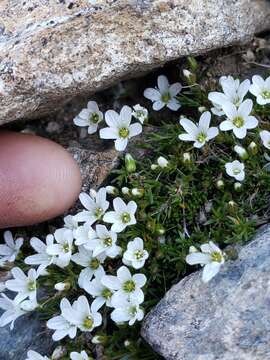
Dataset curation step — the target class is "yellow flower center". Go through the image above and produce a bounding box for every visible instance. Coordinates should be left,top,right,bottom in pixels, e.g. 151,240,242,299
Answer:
103,237,112,247
121,212,131,224
62,242,70,253
28,280,36,291
197,132,207,143
83,316,94,329
261,90,270,99
90,112,100,124
119,128,129,138
102,288,112,299
134,250,144,260
211,251,223,263
94,207,103,219
90,258,100,270
123,280,136,293
161,92,171,103
233,116,244,128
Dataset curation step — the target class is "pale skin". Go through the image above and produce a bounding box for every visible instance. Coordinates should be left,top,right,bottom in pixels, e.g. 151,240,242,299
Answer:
0,131,81,228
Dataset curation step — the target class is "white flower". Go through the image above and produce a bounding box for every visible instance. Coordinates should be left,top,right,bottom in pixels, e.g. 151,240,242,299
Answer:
0,231,23,264
208,76,250,115
24,235,55,274
101,266,146,304
249,75,270,105
46,229,74,268
225,160,245,181
144,75,182,111
157,156,169,168
5,267,38,303
70,351,89,360
123,238,149,269
0,294,36,330
83,269,114,309
103,198,137,233
72,246,105,288
186,241,225,282
111,297,144,326
74,222,97,247
132,104,148,124
219,99,258,139
75,188,109,225
179,111,219,148
64,215,79,233
260,130,270,150
73,101,103,134
234,145,248,160
47,298,78,341
99,106,142,151
70,295,102,333
85,224,121,258
26,350,50,360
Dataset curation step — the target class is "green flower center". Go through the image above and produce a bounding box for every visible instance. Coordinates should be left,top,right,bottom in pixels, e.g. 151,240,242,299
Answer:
233,96,241,107
121,212,131,224
90,258,100,270
28,280,36,291
261,90,270,99
102,288,112,300
83,315,94,329
211,251,223,263
62,242,70,253
129,305,137,316
90,112,100,124
135,110,145,118
103,237,112,247
94,207,103,219
197,132,207,143
134,249,144,260
161,92,171,104
123,280,136,293
233,168,240,175
119,128,129,138
233,116,244,128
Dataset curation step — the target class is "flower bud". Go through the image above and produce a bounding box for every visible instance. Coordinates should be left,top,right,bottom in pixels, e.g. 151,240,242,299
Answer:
183,152,191,163
157,156,169,168
131,188,144,197
54,282,70,291
92,335,108,344
155,224,165,235
183,69,196,84
125,153,136,173
198,106,207,113
52,346,66,360
234,182,242,191
234,145,248,160
189,245,198,253
216,179,224,189
124,340,131,347
228,200,236,208
151,164,158,170
121,187,130,195
106,185,118,195
89,189,97,199
248,141,258,155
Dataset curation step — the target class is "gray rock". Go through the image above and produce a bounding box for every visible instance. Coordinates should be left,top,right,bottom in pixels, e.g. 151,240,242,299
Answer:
0,311,54,360
141,225,270,360
0,0,270,124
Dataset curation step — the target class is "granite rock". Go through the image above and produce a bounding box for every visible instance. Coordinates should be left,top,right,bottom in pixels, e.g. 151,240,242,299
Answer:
142,225,270,360
0,0,270,124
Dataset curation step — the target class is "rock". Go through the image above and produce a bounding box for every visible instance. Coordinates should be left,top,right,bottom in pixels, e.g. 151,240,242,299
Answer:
141,225,270,360
1,0,270,124
0,311,54,360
